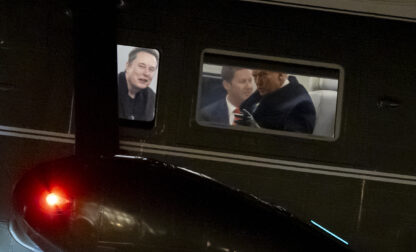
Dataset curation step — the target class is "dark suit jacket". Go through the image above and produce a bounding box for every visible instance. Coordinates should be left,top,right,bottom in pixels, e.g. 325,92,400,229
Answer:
199,98,229,126
240,76,316,133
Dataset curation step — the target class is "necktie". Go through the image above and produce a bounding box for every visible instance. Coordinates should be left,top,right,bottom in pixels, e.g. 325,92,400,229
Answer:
232,108,241,125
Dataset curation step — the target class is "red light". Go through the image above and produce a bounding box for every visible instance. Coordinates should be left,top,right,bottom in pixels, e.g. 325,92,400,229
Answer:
46,193,60,206
42,190,70,211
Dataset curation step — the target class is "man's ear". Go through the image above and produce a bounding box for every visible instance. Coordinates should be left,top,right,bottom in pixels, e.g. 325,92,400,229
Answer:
125,62,130,71
222,80,231,91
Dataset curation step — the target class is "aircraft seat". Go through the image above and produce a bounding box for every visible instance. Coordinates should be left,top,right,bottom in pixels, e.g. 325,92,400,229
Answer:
198,74,226,109
309,79,338,137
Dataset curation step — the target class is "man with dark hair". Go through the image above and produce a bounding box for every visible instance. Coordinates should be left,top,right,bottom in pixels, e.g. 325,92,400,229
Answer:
200,66,254,126
239,70,316,133
118,47,159,121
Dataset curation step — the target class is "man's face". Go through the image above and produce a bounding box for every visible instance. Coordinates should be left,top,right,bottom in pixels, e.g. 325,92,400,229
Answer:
223,69,254,107
252,70,288,96
125,51,158,90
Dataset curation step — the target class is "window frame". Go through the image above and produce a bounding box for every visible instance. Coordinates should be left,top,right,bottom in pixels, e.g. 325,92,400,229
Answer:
196,48,345,141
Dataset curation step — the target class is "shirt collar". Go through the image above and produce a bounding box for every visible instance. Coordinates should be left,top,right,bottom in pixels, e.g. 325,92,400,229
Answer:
282,78,290,88
225,95,238,125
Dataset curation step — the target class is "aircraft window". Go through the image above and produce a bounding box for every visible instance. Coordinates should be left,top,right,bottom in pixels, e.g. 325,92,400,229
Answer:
117,45,159,124
196,49,343,140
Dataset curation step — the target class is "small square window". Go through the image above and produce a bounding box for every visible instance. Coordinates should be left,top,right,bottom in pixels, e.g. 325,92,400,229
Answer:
117,45,159,123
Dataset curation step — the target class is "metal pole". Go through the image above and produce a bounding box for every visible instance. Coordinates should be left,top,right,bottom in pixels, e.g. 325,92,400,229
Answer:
73,1,119,159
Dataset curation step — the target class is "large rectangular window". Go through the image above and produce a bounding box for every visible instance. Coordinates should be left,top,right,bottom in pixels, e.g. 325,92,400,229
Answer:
196,49,343,140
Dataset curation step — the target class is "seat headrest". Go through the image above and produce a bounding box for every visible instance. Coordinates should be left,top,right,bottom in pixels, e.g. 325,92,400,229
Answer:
319,78,338,91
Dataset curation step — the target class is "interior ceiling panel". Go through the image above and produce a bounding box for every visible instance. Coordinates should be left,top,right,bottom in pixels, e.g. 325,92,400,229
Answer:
244,0,416,21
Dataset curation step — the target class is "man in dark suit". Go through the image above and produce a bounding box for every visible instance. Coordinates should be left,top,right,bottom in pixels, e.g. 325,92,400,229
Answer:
239,70,316,134
199,66,254,126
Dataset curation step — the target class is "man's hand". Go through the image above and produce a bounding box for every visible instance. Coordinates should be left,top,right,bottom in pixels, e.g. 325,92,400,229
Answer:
235,109,260,128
